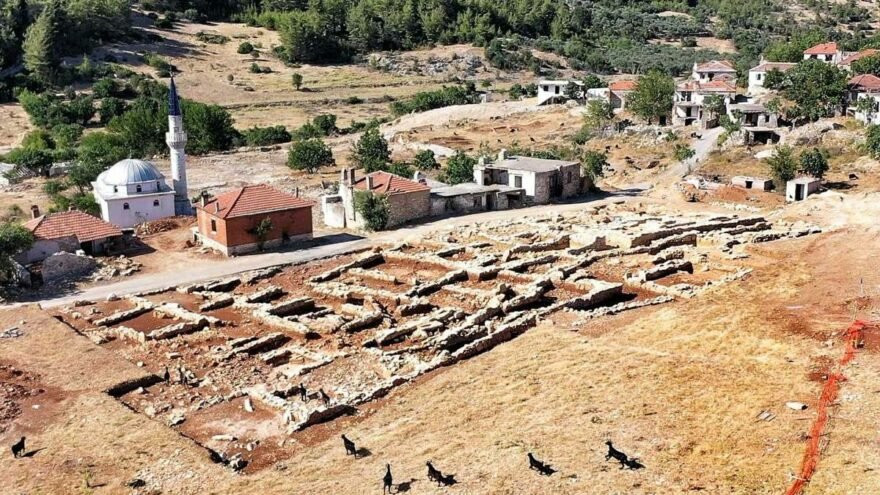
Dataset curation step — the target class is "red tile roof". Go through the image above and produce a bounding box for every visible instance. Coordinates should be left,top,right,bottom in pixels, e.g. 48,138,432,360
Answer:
24,211,122,243
609,80,637,92
198,184,315,219
352,171,430,195
694,60,736,72
840,49,880,65
804,42,838,55
750,62,797,73
849,74,880,91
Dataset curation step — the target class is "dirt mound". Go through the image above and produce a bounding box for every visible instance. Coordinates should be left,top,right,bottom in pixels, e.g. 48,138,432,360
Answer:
137,216,195,236
714,185,749,202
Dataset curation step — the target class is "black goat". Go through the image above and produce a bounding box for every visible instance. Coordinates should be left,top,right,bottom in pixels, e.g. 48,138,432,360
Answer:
11,436,25,458
605,441,629,468
319,388,331,405
439,473,457,486
163,366,170,382
623,457,645,470
293,383,307,401
383,464,394,494
426,461,443,486
527,453,556,476
341,434,357,457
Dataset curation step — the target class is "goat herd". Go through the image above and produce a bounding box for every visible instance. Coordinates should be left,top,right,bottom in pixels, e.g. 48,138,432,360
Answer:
340,434,645,493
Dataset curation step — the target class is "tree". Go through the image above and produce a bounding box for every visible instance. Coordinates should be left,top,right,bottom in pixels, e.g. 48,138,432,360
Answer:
865,125,880,159
800,148,829,179
702,94,726,119
353,190,389,231
583,99,615,133
439,151,476,185
182,101,238,154
766,145,798,185
66,161,105,192
673,143,695,162
851,55,880,77
564,81,582,102
0,222,34,273
413,149,438,170
252,217,273,250
313,114,338,136
582,74,603,89
77,132,127,171
581,150,607,184
629,71,674,124
292,72,303,90
784,60,848,122
23,0,64,84
287,138,334,173
763,68,787,90
353,127,390,172
99,97,126,124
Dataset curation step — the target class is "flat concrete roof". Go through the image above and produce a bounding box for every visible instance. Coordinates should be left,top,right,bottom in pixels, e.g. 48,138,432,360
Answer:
483,156,579,174
431,182,524,197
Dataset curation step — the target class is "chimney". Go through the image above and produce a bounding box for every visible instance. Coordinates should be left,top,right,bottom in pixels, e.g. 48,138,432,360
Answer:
30,205,40,219
68,205,76,212
350,168,357,185
341,168,349,185
295,187,300,198
200,193,210,208
498,149,508,161
215,202,220,213
366,174,374,190
477,157,486,167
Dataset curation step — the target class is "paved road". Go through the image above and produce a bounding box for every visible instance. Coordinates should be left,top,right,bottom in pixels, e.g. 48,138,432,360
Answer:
32,195,640,309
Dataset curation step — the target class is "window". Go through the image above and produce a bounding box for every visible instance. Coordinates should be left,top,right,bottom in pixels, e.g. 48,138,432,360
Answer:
542,85,549,92
554,86,560,94
756,73,762,81
123,203,130,210
210,219,217,233
113,186,118,193
513,175,523,188
136,185,142,193
153,199,160,207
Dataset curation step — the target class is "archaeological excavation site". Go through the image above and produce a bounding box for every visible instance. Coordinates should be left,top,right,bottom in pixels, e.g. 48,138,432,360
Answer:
47,202,823,474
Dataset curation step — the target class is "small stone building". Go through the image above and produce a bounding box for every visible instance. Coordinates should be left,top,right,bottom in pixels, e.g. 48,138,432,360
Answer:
19,207,123,264
194,184,314,256
323,170,431,229
429,181,525,217
786,177,821,202
731,176,773,191
473,151,582,205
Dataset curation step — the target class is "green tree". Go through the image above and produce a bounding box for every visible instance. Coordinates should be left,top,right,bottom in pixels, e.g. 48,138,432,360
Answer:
353,127,390,172
850,55,880,76
581,150,607,184
766,145,798,185
252,217,273,250
312,114,338,136
582,74,603,89
287,138,334,173
291,72,303,90
439,151,476,185
66,161,106,193
763,68,787,90
564,81,582,101
99,97,126,124
865,125,880,158
629,71,674,124
784,61,848,122
413,149,438,170
673,143,695,162
77,132,127,171
353,190,389,231
702,94,726,119
182,101,238,154
23,0,64,84
800,148,829,179
0,222,34,273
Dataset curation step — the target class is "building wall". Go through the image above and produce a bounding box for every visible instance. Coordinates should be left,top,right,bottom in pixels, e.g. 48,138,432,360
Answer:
17,236,80,264
430,193,488,217
97,192,176,229
537,83,566,105
786,180,821,202
197,206,313,253
385,190,431,227
852,93,880,125
321,195,347,228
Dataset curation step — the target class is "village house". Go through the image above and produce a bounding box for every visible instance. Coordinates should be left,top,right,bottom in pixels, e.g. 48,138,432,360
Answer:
673,80,737,127
323,170,431,229
691,60,737,83
537,80,577,105
803,42,843,64
747,61,796,95
18,207,123,264
847,74,880,125
194,184,314,256
727,102,783,144
428,178,525,217
839,49,880,71
608,80,636,110
473,150,582,204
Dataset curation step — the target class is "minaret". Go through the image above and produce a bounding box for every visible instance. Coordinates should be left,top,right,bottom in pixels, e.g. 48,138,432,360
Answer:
166,76,192,215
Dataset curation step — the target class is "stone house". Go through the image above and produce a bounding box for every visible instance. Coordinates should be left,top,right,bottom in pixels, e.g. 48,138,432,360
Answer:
473,150,582,205
847,74,880,125
608,80,636,110
747,62,796,95
429,181,525,217
727,102,783,144
19,207,123,264
323,170,431,229
692,60,737,83
194,184,314,256
673,80,737,127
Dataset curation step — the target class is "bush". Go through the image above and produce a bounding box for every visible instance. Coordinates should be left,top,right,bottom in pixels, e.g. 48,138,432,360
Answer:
287,138,334,173
50,124,84,149
0,223,35,273
582,150,608,183
155,16,173,29
99,97,127,124
292,72,303,90
196,32,229,44
353,128,390,172
92,78,119,98
353,191,389,231
766,145,798,185
865,125,880,159
413,149,439,170
291,122,323,141
439,151,476,185
673,143,695,162
800,147,829,179
243,125,292,146
313,114,338,136
390,85,478,116
237,41,254,54
4,147,53,175
346,96,364,105
250,63,272,74
387,162,413,178
144,52,174,73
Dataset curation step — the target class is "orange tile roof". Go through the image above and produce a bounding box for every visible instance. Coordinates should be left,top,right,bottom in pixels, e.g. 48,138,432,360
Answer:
695,60,736,72
352,171,430,195
609,80,637,92
24,211,122,243
804,42,838,55
198,184,315,219
840,49,880,65
849,74,880,91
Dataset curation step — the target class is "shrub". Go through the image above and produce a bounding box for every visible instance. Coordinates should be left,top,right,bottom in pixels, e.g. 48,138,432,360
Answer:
144,52,174,73
353,128,390,172
291,122,323,141
865,125,880,158
92,78,119,98
237,41,254,54
312,114,338,136
287,138,334,173
800,147,829,179
346,96,364,105
99,97,127,124
4,147,53,175
0,223,35,273
439,151,476,185
389,85,478,116
155,16,173,29
673,143,695,162
582,150,608,183
766,145,798,185
387,162,413,178
243,125,292,146
413,149,439,170
353,191,389,231
50,124,84,148
291,72,303,90
196,32,229,44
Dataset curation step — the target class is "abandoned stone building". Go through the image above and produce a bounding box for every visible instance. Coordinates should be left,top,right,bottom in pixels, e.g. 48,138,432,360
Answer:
323,170,431,229
428,181,525,217
473,151,583,205
19,207,123,264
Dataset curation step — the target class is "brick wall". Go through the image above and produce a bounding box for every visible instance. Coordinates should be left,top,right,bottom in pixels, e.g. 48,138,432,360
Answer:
197,206,313,250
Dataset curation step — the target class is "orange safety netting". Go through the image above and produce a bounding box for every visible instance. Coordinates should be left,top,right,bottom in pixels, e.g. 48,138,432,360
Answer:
784,320,866,495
